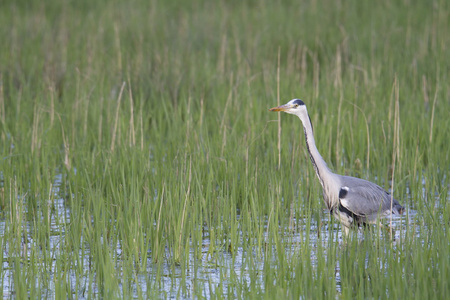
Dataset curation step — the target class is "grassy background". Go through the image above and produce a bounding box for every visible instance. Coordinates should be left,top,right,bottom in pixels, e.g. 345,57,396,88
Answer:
0,0,449,298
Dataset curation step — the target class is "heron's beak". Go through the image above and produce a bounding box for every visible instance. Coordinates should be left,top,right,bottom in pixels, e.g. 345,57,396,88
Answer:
269,104,291,112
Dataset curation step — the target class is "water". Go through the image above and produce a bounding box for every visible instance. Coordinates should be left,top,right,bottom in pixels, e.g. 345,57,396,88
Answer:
0,174,425,298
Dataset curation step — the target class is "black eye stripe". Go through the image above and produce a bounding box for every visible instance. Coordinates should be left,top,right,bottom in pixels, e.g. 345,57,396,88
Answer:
292,99,305,106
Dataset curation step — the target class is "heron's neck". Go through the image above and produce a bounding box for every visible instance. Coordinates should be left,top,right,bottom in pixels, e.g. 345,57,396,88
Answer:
299,114,335,188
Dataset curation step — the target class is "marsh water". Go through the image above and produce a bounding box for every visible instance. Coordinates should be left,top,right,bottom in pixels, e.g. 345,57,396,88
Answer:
0,173,426,299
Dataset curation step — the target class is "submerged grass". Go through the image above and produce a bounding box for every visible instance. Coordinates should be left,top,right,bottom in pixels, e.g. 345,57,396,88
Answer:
0,0,449,298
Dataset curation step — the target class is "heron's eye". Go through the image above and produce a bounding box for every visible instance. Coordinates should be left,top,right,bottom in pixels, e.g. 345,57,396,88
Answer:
293,104,299,108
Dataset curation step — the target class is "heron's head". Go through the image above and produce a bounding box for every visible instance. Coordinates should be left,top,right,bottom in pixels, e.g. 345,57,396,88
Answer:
269,99,306,116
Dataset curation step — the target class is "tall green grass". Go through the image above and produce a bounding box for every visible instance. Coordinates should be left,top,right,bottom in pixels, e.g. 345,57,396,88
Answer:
0,0,449,298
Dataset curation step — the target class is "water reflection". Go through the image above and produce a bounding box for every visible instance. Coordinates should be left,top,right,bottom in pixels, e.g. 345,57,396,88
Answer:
0,173,423,298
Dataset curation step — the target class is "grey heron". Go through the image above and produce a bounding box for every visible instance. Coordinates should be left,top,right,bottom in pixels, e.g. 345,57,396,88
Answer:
269,99,404,234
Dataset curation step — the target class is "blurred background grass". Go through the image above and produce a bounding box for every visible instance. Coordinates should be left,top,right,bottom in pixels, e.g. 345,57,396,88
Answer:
0,0,449,298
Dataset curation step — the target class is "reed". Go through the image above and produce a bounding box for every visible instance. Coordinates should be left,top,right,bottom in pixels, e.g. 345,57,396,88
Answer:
0,0,448,298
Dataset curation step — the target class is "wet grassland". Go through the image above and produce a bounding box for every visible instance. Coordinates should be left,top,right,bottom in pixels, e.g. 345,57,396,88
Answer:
0,0,449,298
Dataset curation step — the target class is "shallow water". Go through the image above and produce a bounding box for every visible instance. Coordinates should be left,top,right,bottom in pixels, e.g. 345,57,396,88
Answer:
0,173,425,298
0,212,419,298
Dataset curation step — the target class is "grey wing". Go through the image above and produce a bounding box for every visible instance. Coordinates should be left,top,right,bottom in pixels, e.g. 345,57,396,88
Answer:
338,176,404,219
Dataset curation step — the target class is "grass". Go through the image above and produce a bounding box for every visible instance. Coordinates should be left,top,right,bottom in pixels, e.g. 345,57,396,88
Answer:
0,0,449,298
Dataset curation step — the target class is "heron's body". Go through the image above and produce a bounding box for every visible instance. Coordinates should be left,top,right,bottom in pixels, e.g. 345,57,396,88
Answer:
270,99,404,232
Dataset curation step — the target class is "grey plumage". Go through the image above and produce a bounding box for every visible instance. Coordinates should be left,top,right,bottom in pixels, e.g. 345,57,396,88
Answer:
337,176,404,226
269,99,404,232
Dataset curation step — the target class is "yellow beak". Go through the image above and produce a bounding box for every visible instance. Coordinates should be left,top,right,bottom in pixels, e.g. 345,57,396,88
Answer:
269,104,290,112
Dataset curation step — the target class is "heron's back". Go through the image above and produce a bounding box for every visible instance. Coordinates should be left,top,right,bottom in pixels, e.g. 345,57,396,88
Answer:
337,175,404,223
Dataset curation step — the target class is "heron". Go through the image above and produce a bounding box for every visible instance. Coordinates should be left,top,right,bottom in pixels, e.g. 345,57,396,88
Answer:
269,99,404,234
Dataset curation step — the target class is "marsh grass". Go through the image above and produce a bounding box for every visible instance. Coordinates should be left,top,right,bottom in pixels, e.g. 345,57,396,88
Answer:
1,0,449,298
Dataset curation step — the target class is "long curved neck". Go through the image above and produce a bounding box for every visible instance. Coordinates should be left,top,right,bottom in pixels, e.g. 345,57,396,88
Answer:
298,114,336,190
